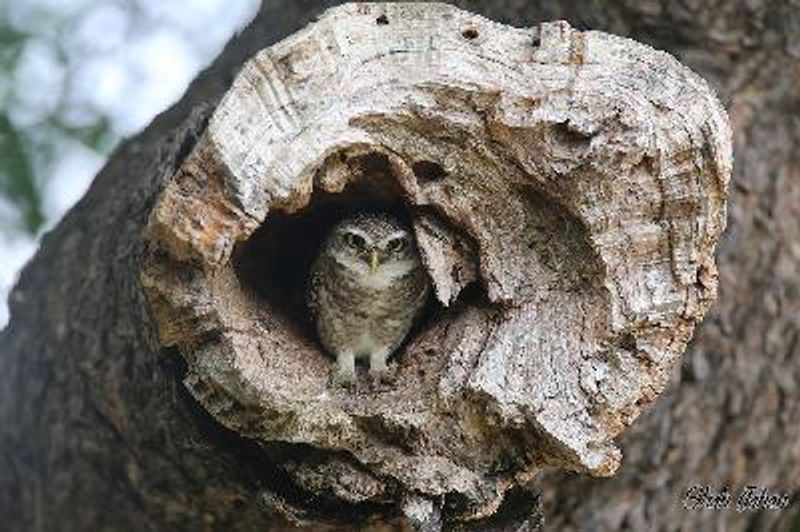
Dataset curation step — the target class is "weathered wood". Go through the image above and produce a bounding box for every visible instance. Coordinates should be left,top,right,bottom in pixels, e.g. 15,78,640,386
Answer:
139,3,730,527
5,0,800,528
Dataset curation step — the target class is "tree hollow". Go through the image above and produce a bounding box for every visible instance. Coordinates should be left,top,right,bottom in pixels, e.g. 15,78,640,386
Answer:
140,2,731,525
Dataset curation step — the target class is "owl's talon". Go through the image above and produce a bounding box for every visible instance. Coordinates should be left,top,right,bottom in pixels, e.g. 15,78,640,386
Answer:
332,351,356,387
332,370,357,387
369,365,396,386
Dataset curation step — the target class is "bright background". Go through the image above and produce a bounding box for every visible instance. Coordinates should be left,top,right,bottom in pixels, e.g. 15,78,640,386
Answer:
0,0,261,326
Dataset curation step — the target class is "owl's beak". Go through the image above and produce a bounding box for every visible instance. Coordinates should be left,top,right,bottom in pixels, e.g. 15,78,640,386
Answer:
369,249,380,274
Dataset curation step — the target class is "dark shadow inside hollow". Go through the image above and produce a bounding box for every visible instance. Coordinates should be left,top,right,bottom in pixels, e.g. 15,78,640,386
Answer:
233,151,442,361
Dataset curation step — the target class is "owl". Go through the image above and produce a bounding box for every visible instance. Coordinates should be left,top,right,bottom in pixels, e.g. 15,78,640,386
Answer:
307,212,430,385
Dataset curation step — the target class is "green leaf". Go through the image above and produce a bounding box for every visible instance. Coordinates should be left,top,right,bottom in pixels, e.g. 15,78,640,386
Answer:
56,116,113,152
0,25,28,72
0,25,28,46
0,113,44,234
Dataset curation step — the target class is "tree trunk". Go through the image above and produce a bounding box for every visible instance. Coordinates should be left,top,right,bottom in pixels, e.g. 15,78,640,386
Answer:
1,2,797,532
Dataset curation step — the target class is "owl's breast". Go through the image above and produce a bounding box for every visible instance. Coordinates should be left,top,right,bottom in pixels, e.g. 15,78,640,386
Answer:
310,255,428,356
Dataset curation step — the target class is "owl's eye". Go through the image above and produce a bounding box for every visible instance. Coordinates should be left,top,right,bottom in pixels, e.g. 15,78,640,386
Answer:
386,237,407,253
343,232,366,249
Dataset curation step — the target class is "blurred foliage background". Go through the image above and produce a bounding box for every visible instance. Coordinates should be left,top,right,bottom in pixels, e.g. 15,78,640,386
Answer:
0,0,259,325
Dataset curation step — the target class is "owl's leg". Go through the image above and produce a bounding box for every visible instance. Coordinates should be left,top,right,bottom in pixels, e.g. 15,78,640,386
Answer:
368,347,391,382
333,350,356,386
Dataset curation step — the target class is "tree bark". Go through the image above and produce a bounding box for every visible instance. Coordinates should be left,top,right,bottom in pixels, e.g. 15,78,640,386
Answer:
0,2,797,532
139,1,729,526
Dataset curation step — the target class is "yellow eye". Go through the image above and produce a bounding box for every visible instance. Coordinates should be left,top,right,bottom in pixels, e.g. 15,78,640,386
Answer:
344,232,366,249
386,237,407,253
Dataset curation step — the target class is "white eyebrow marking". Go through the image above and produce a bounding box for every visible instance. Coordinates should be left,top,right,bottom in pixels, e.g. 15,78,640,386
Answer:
380,230,409,246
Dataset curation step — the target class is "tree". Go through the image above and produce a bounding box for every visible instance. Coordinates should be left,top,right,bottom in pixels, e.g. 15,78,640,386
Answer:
1,1,797,531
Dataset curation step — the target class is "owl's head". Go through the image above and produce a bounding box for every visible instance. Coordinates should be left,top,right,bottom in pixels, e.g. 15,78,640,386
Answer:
326,213,421,278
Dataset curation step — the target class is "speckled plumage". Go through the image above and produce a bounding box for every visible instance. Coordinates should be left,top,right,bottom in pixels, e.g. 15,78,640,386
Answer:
308,213,429,383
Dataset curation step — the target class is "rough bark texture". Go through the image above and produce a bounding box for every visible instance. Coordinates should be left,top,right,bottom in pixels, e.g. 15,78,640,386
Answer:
140,2,730,525
0,1,797,532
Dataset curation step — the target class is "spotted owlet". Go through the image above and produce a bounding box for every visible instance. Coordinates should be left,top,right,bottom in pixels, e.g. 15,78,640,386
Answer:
308,213,430,384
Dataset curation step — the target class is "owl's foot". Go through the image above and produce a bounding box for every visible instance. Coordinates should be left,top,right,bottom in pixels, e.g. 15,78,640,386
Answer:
332,351,356,388
368,349,393,386
332,369,357,387
368,366,395,387
369,359,397,387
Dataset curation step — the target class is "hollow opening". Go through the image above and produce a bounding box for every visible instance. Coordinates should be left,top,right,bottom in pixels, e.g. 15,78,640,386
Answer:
234,151,441,370
551,122,592,147
412,160,447,183
461,28,479,40
375,14,389,25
